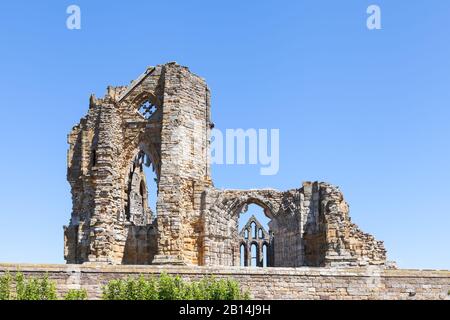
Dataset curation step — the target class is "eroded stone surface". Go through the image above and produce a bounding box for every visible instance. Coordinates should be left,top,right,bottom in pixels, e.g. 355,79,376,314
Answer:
64,62,387,268
1,264,449,300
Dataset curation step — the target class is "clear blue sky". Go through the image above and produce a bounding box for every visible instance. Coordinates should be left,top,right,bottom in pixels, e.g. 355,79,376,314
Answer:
0,1,449,269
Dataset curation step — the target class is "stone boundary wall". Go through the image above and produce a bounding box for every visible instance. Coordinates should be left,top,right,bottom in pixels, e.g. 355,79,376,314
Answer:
0,264,449,300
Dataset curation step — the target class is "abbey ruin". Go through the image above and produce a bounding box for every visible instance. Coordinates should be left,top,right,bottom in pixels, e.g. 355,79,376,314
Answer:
1,62,448,300
64,62,387,268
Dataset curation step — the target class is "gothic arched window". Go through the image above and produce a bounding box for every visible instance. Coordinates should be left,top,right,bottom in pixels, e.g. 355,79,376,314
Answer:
240,244,246,267
251,222,257,239
250,243,258,267
258,228,263,239
263,243,269,267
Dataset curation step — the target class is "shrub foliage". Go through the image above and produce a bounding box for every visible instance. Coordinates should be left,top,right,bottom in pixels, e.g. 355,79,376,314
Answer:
0,272,58,300
0,271,250,300
102,273,251,300
0,272,12,300
63,288,88,300
0,272,87,300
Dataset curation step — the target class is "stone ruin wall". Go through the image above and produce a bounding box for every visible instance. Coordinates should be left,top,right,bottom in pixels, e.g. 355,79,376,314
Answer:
65,63,213,266
1,264,448,300
64,62,386,268
202,182,386,267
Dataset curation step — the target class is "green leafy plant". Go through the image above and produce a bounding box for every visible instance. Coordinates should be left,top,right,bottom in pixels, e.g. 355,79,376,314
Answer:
2,271,250,300
102,275,159,300
64,289,88,300
15,272,58,300
157,273,186,300
1,272,59,300
102,273,251,300
0,272,12,300
193,277,251,300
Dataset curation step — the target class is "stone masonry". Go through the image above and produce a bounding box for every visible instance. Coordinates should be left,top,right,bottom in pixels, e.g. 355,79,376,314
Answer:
0,264,449,300
64,62,387,268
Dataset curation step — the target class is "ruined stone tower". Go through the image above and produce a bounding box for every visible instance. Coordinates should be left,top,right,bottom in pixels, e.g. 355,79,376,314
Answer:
65,62,387,267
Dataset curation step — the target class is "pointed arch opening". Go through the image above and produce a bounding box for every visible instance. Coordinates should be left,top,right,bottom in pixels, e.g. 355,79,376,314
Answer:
251,222,257,239
237,201,273,267
250,243,258,267
240,243,247,267
262,243,268,267
124,149,158,225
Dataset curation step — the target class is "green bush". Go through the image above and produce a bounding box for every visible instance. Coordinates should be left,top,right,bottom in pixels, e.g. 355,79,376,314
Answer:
64,289,88,300
0,272,12,300
183,277,250,300
2,271,250,300
0,272,58,300
102,273,250,300
15,272,58,300
102,276,159,300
